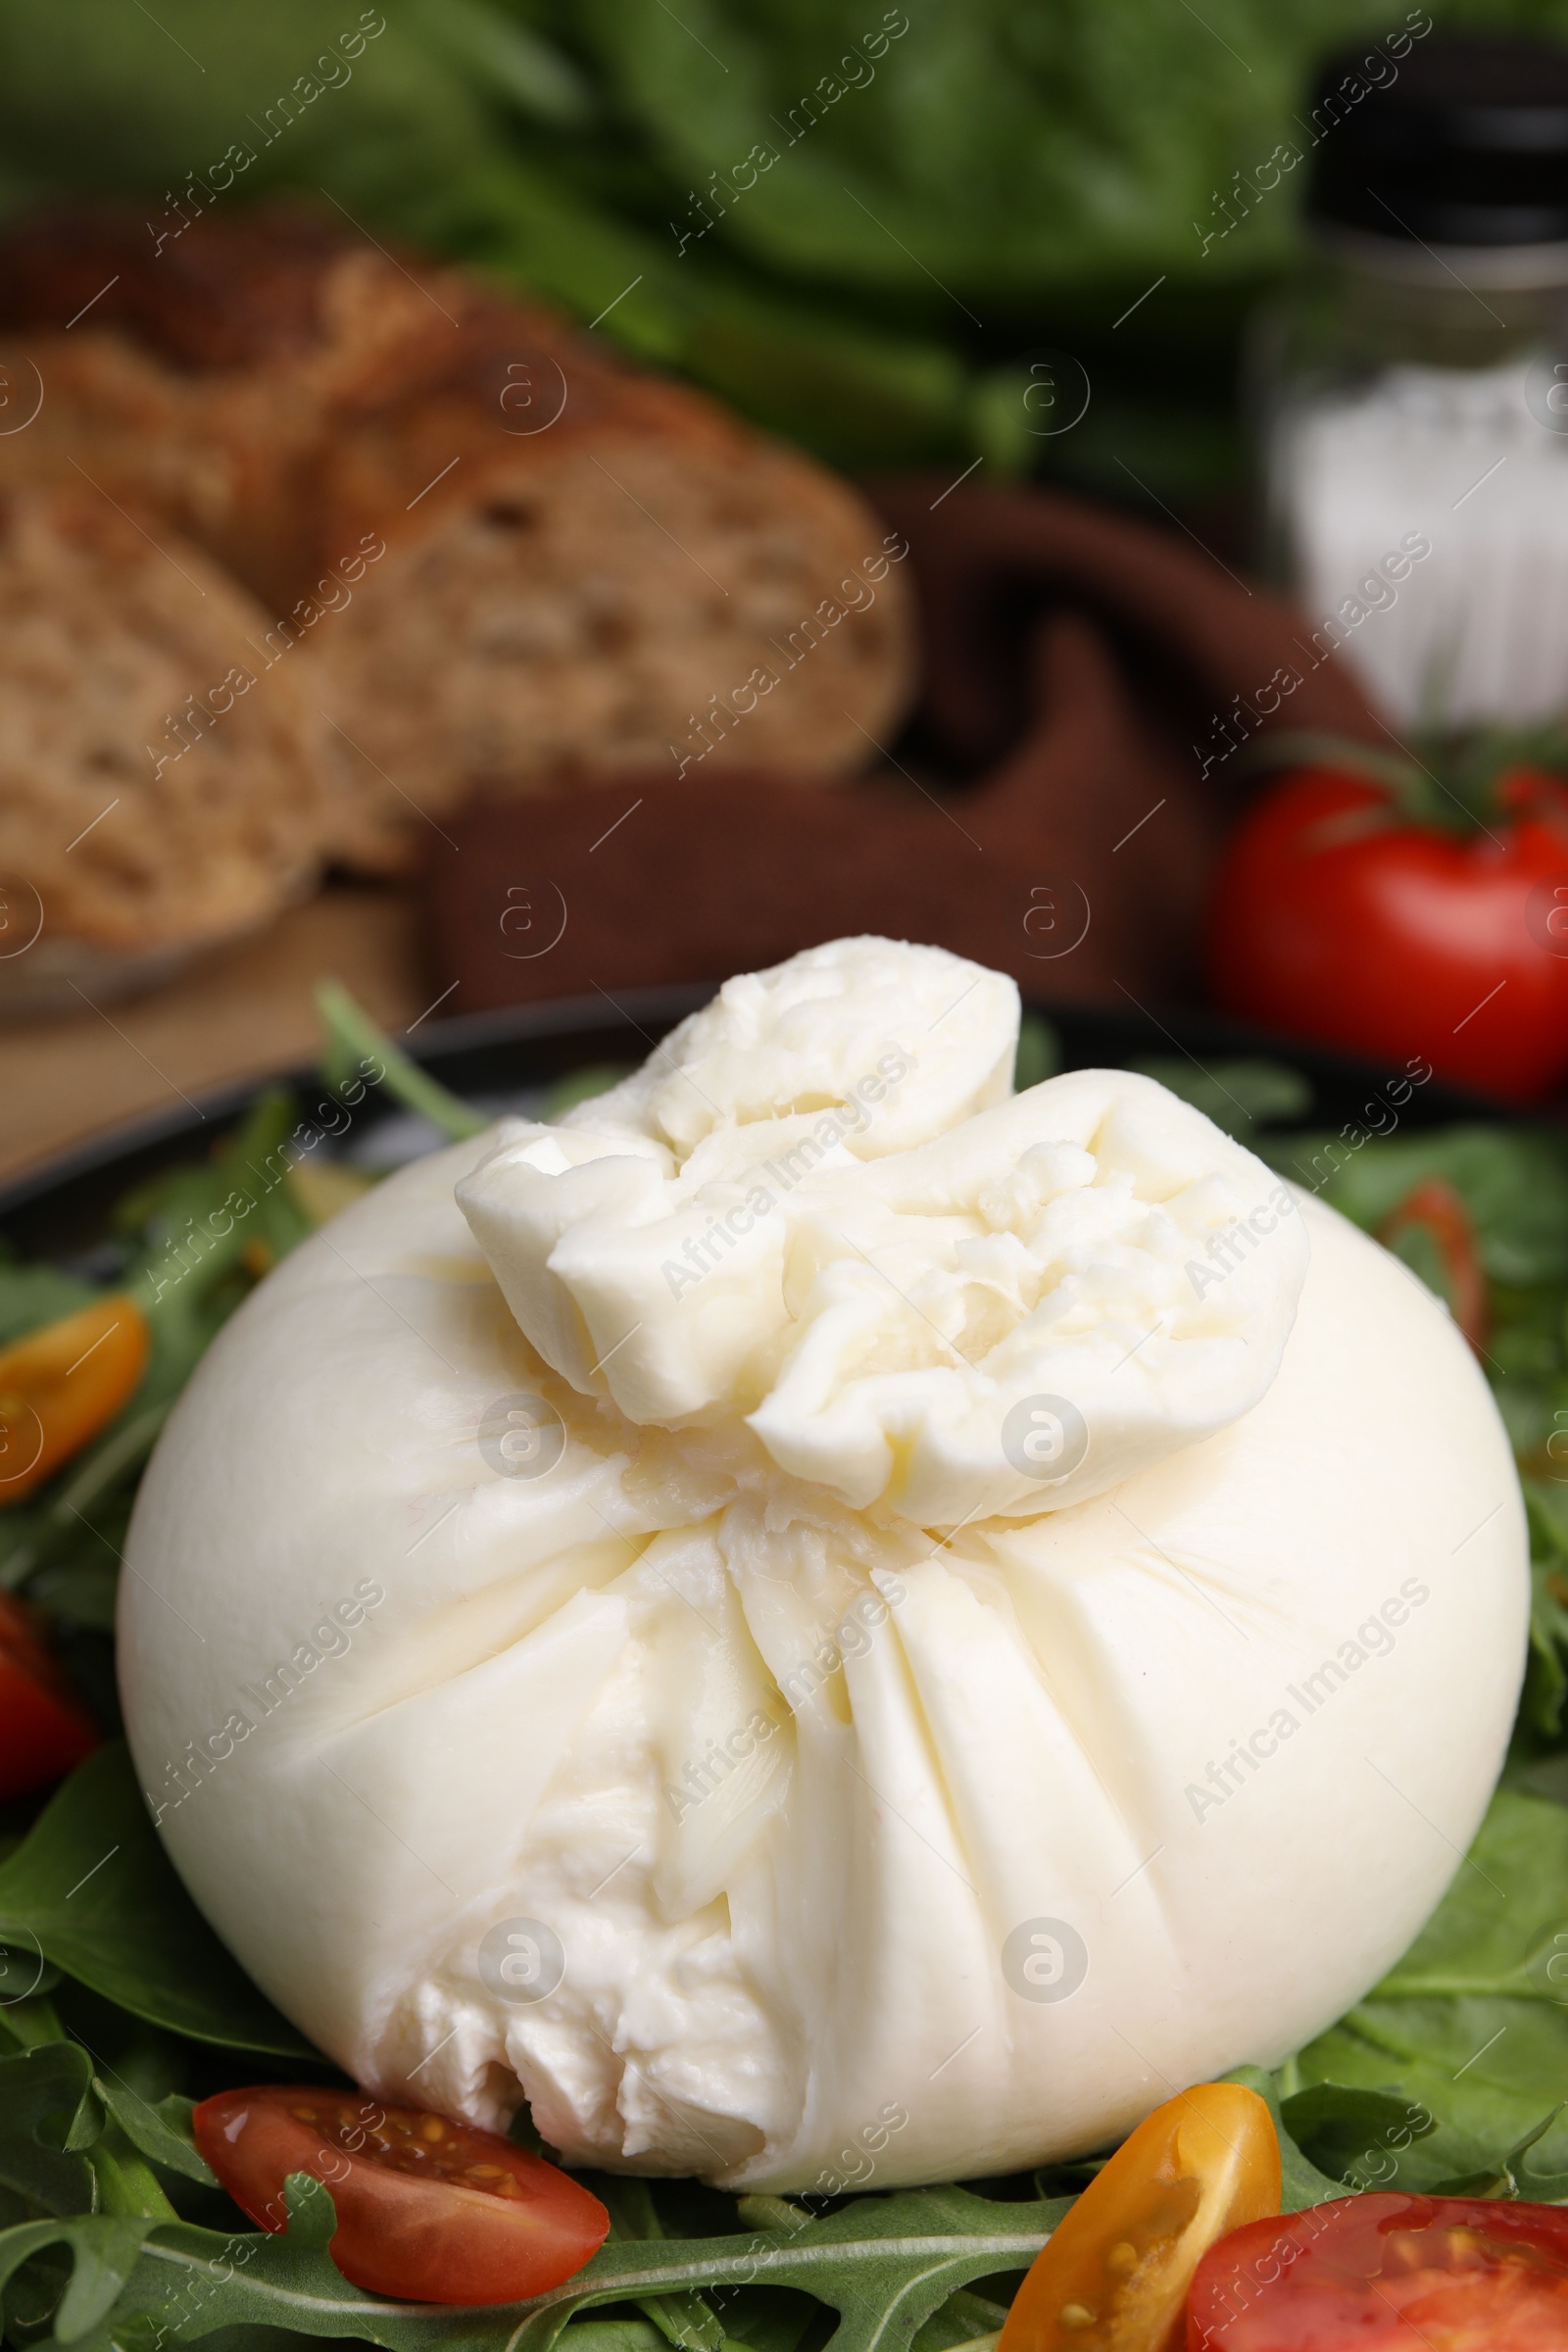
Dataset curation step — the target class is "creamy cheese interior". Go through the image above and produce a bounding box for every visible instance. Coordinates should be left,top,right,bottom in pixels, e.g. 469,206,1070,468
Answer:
459,936,1310,1521
119,937,1529,2189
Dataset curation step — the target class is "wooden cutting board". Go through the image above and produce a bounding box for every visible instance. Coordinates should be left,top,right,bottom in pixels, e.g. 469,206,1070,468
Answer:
0,885,427,1186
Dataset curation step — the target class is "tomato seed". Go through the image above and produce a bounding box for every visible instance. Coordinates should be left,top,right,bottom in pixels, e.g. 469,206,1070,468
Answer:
1105,2242,1139,2275
1058,2305,1096,2328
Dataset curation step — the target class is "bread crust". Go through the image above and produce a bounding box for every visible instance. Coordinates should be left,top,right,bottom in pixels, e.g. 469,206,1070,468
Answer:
0,208,912,873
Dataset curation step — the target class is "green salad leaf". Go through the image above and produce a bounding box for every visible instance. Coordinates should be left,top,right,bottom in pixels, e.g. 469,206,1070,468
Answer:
1012,1015,1060,1096
1429,2104,1566,2198
1132,1056,1310,1145
316,983,487,1144
1518,1478,1568,1740
92,2082,217,2191
0,2045,99,2217
7,1013,1568,2350
1277,2084,1434,2193
1265,1124,1568,1290
1219,2067,1345,2213
0,2210,160,2344
0,1746,312,2060
0,2172,1058,2352
597,2177,733,2352
526,2185,1059,2352
1296,1789,1568,2194
1260,1119,1568,1719
0,1263,99,1350
14,0,1563,488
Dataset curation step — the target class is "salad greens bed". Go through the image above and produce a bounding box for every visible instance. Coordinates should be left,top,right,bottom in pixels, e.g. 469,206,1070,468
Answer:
2,1001,1568,2352
4,0,1568,493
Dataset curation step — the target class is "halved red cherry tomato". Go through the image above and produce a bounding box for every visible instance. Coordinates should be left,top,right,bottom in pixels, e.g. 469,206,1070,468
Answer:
999,2082,1280,2352
1187,2190,1568,2350
0,1591,100,1799
193,2085,609,2305
0,1293,149,1506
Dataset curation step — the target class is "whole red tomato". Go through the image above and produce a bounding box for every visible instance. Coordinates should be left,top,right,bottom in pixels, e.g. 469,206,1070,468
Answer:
1207,761,1568,1100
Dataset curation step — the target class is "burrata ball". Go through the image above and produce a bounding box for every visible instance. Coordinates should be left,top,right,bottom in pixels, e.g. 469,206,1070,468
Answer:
120,937,1528,2188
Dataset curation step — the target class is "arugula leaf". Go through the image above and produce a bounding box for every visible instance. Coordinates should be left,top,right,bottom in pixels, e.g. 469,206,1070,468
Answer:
0,1264,99,1348
90,2121,180,2226
2,1088,332,1609
0,1746,312,2059
475,2184,1063,2352
0,2175,1058,2352
0,2210,157,2343
909,2285,1010,2352
598,2177,730,2352
1519,1478,1568,1740
1265,1125,1568,1290
316,983,487,1144
1296,1789,1568,2193
0,2043,99,2216
94,2082,217,2190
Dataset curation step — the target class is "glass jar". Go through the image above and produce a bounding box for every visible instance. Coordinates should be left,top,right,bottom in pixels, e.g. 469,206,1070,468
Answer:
1254,35,1568,728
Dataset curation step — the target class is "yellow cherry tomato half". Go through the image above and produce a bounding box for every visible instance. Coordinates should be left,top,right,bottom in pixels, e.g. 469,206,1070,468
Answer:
0,1294,150,1505
1000,2083,1281,2352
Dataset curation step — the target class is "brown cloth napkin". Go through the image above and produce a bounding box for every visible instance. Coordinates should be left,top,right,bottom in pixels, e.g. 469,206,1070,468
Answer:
424,481,1382,1011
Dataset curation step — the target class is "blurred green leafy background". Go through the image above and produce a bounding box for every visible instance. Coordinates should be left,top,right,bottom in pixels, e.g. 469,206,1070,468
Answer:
1,0,1565,495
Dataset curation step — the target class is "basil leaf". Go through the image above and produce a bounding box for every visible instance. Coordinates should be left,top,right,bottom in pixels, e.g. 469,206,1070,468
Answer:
1296,1789,1568,2192
0,1745,311,2058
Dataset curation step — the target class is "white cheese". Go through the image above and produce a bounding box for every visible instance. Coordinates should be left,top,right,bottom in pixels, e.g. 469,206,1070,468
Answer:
119,937,1528,2189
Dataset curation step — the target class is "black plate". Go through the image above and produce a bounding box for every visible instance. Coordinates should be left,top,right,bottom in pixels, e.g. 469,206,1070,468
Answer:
0,988,1510,1258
